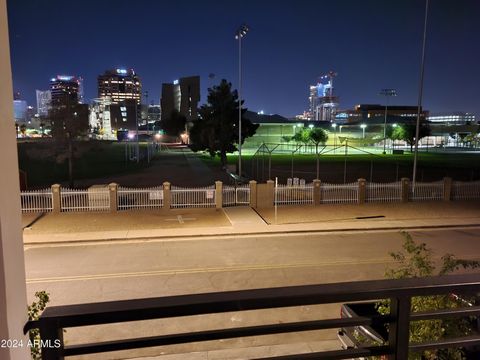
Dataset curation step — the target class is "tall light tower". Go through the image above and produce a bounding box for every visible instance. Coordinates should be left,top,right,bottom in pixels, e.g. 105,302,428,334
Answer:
379,88,397,154
235,23,249,177
413,0,429,191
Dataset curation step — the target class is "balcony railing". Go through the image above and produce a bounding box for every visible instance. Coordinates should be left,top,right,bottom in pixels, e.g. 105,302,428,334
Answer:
24,273,480,360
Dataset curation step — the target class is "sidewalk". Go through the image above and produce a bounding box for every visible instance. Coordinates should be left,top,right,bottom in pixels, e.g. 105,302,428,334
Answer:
22,201,480,245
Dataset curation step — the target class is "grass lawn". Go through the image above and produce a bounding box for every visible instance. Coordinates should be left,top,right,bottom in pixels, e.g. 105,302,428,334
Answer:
202,151,479,168
199,150,480,183
18,141,153,188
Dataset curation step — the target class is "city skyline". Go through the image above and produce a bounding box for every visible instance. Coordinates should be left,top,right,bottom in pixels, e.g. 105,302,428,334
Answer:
7,0,480,117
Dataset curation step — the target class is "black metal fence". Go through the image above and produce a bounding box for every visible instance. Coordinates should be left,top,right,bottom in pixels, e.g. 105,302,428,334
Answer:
24,273,480,360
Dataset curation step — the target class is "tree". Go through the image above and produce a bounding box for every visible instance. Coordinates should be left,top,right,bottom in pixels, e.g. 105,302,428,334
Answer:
463,131,479,148
292,128,311,146
309,127,328,179
189,79,258,169
289,127,328,179
376,232,480,360
161,109,187,139
19,123,27,137
392,123,431,152
49,102,89,187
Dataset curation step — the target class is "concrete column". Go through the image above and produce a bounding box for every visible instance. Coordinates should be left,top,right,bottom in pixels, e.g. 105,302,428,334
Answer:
313,179,321,206
443,177,452,202
249,180,257,208
215,181,222,209
0,0,30,357
266,179,275,208
51,184,61,213
358,178,366,204
109,183,118,212
401,178,410,203
163,182,171,209
255,180,275,208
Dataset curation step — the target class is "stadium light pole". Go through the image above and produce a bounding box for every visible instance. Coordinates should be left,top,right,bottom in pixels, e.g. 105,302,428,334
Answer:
235,23,249,177
412,0,429,191
380,88,397,154
332,123,337,153
361,124,367,139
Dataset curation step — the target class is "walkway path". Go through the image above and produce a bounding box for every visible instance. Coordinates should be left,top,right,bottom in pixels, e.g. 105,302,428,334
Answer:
74,148,229,188
22,201,480,246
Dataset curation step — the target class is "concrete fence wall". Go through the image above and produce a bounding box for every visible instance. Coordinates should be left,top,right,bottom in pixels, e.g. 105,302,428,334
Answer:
19,176,479,213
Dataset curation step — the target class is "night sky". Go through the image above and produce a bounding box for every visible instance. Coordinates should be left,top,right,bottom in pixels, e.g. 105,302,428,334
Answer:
7,0,480,118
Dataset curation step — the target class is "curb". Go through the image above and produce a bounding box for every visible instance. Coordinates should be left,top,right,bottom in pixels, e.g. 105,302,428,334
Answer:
23,222,480,247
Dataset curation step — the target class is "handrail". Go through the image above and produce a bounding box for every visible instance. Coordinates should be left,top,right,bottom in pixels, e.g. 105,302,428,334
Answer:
24,273,480,360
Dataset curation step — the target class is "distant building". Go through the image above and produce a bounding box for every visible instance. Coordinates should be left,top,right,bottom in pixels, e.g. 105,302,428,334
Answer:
335,104,428,124
89,98,114,140
13,99,27,122
36,90,51,116
161,76,200,122
77,77,84,104
308,71,339,121
98,68,142,105
109,100,139,132
427,112,476,125
147,104,161,123
50,75,81,106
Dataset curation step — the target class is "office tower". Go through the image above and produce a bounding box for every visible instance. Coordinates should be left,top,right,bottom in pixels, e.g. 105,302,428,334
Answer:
161,76,200,121
50,75,81,106
36,90,52,116
98,68,142,105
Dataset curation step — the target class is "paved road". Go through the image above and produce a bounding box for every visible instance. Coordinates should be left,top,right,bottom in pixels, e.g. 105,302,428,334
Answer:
23,227,480,359
25,227,479,304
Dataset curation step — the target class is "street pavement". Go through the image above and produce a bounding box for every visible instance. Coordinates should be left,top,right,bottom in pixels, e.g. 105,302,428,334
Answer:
25,228,480,360
22,201,480,359
22,200,480,246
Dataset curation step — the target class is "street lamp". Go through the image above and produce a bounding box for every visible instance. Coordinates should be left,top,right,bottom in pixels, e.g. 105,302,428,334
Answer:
235,23,249,177
413,0,429,191
379,88,397,154
332,123,337,152
360,124,366,139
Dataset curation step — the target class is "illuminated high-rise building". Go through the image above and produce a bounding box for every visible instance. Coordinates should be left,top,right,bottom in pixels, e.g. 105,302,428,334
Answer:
308,71,339,121
36,90,51,116
50,75,81,106
98,69,142,105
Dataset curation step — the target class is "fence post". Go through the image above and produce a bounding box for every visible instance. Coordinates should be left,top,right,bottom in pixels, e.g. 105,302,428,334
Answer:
388,296,411,360
313,179,321,206
51,184,61,213
266,179,275,208
249,180,257,208
215,181,222,209
401,178,410,203
163,182,171,209
358,178,366,204
108,183,118,212
443,177,452,201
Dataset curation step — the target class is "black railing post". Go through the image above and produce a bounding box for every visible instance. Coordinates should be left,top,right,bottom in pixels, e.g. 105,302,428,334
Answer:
388,296,411,360
39,320,64,360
